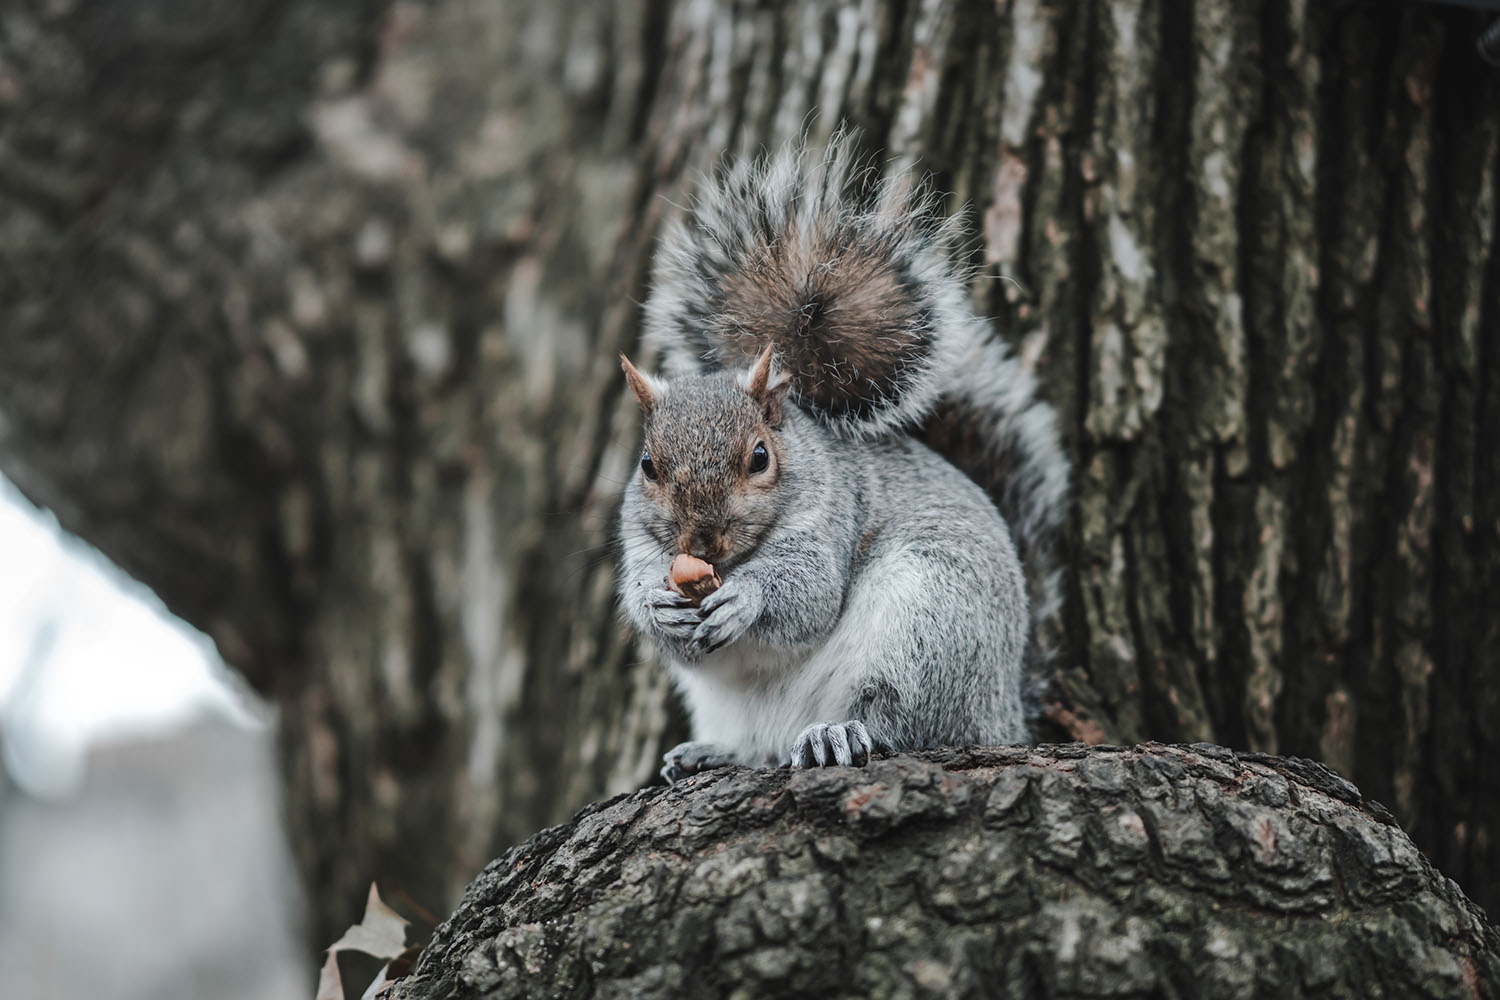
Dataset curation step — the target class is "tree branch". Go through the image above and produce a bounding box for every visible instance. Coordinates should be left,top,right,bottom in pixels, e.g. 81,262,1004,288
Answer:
393,744,1498,999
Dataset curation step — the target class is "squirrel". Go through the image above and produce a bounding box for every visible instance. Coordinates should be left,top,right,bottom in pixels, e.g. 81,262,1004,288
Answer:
616,133,1069,783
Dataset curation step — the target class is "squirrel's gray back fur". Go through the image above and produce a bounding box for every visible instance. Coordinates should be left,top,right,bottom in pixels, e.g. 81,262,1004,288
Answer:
644,133,1070,714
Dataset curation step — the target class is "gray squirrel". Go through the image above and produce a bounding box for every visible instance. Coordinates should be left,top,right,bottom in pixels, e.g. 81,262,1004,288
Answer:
616,134,1069,783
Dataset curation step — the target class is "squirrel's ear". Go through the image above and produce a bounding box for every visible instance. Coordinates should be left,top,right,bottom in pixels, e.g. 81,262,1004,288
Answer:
620,354,662,414
743,344,792,424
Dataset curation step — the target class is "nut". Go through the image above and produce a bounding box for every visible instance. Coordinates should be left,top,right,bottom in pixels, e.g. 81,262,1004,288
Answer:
668,553,722,605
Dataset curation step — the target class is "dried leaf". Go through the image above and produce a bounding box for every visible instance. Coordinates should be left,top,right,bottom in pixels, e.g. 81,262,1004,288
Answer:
314,950,344,1000
385,944,423,980
358,964,391,1000
360,946,424,1000
314,884,416,1000
329,884,409,961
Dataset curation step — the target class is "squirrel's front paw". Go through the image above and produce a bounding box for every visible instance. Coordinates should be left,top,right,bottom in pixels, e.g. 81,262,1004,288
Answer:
644,587,704,641
692,578,764,653
789,721,873,768
661,741,739,784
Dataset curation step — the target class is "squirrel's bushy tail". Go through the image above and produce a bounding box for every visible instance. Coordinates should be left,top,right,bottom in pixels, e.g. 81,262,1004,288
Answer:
923,338,1070,653
644,132,1070,712
644,132,972,441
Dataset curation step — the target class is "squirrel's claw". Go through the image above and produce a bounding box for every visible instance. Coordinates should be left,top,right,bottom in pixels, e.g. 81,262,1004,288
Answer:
691,578,763,653
789,721,872,769
661,741,738,784
644,588,703,641
646,587,694,609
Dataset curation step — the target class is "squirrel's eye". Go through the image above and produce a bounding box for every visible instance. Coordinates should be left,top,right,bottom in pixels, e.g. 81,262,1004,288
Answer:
748,441,769,475
640,451,658,481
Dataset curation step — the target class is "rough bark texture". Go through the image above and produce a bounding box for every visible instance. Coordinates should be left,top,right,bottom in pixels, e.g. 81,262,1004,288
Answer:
1,0,1497,946
391,745,1500,1000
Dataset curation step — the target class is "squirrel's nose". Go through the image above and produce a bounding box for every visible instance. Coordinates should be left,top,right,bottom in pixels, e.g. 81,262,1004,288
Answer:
678,529,729,562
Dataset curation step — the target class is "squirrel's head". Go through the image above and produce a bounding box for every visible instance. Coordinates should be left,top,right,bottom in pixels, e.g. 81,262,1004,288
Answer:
621,346,792,567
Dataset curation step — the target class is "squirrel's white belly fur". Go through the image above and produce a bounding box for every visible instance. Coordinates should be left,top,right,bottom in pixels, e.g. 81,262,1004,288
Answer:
666,534,994,765
667,578,910,763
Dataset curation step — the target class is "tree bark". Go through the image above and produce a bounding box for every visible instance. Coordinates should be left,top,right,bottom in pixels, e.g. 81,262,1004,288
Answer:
390,745,1500,1000
1,0,1496,946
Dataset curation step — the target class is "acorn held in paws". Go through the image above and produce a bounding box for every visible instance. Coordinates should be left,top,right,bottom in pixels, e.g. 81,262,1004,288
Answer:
669,553,722,605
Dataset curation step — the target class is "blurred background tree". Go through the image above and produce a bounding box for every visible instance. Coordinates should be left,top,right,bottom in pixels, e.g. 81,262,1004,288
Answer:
0,0,1495,947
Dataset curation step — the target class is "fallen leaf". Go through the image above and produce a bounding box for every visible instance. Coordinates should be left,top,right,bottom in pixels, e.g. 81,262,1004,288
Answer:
359,963,392,1000
329,884,409,960
362,945,423,999
314,950,344,1000
314,884,414,1000
386,944,423,980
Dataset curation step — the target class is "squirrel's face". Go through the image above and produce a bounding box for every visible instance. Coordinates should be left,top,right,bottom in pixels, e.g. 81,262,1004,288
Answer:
622,347,791,568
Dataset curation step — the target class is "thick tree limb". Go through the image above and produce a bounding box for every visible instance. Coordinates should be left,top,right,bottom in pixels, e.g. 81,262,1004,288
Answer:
393,744,1499,1000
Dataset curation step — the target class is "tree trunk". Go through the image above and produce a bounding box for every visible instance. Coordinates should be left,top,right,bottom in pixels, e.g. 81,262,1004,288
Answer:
390,745,1500,1000
0,0,1496,946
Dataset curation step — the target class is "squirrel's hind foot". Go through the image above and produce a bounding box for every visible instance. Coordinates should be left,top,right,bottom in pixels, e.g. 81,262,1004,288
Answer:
788,721,873,769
